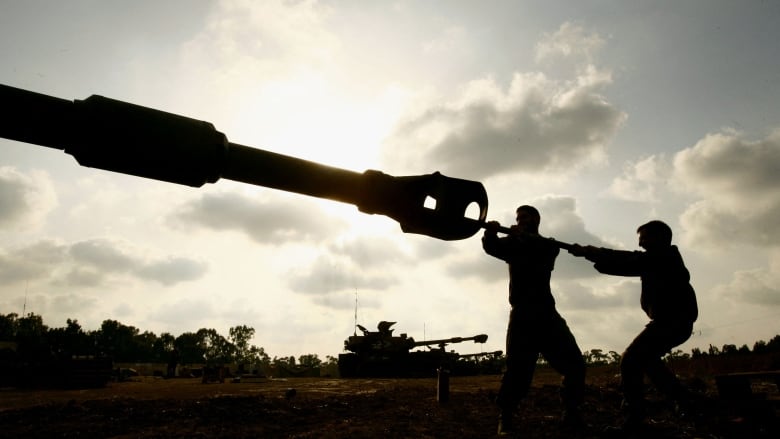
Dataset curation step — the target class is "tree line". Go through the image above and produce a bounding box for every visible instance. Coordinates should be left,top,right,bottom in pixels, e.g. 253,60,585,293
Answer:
579,335,780,366
3,312,778,370
0,312,334,372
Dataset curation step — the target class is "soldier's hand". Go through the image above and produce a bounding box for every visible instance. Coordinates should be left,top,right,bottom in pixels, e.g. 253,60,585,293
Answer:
568,244,589,257
483,220,500,236
568,244,600,258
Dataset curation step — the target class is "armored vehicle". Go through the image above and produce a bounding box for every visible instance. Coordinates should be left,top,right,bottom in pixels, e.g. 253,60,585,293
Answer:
338,321,489,377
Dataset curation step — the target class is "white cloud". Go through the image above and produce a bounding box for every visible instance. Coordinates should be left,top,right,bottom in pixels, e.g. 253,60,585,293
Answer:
0,238,207,289
287,253,398,296
170,191,347,244
422,25,469,55
147,298,218,328
446,252,507,283
0,167,57,230
136,257,209,286
170,0,340,122
1,292,99,327
534,22,605,65
0,240,69,286
607,154,671,203
70,239,138,271
69,238,208,286
328,236,415,268
383,65,624,180
674,129,780,247
51,294,100,318
182,0,337,80
556,278,637,311
533,196,603,244
713,250,780,306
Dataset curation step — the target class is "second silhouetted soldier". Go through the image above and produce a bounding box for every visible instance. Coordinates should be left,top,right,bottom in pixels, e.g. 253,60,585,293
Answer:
569,220,698,431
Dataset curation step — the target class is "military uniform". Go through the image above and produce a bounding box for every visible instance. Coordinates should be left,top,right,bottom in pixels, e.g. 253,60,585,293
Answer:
483,232,585,421
586,245,698,417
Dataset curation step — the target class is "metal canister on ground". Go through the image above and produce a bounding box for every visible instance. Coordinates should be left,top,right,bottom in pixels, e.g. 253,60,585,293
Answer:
437,367,450,403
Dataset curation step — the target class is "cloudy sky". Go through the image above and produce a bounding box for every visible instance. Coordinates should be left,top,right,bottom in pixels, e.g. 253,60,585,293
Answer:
2,0,780,360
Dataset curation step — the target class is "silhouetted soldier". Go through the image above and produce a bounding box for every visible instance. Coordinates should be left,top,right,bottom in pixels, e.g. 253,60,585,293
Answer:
569,220,698,432
483,205,586,435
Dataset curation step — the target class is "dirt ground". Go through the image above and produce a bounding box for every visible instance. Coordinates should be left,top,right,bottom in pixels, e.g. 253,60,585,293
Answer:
0,368,777,438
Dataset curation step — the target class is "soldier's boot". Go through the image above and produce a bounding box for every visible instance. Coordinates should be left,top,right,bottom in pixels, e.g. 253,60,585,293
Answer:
620,400,646,432
561,406,587,433
497,409,515,436
603,399,645,436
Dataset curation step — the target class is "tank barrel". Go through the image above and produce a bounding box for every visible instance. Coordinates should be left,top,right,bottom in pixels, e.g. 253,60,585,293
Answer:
412,334,488,348
0,84,488,241
0,84,74,150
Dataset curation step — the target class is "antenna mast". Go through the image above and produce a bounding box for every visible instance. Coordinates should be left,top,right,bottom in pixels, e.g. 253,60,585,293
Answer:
353,290,358,336
23,280,28,315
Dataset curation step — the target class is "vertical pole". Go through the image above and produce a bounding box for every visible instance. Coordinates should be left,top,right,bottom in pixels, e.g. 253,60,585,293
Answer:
437,367,450,404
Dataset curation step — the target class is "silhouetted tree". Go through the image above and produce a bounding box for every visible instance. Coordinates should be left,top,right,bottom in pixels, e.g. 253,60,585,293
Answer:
229,325,255,370
272,356,296,368
707,344,720,356
15,313,50,361
47,319,94,358
95,320,140,361
248,345,271,371
321,355,340,376
18,312,780,375
198,328,234,365
766,335,780,352
174,331,207,364
153,332,176,362
298,354,322,368
581,350,591,364
590,349,608,365
0,313,17,339
134,330,158,362
665,349,690,361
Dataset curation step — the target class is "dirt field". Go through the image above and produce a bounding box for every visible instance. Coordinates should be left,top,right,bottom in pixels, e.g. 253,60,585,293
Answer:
0,368,777,438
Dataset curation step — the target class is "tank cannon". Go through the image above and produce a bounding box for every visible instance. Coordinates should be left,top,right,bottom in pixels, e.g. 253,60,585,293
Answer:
338,321,489,377
0,84,488,241
411,334,489,351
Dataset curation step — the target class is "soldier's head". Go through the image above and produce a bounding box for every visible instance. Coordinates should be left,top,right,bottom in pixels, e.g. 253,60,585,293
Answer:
515,205,540,234
637,220,672,250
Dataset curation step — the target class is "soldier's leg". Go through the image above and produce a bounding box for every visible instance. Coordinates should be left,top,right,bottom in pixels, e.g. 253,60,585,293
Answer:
497,348,538,408
621,321,690,425
644,322,693,401
542,312,586,423
621,327,656,422
644,356,683,398
497,310,539,434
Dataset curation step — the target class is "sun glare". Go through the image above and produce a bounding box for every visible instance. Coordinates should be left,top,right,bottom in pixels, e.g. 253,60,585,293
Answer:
227,73,409,174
